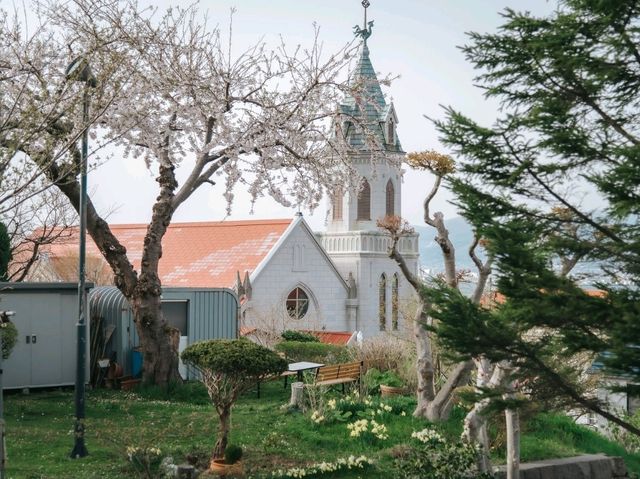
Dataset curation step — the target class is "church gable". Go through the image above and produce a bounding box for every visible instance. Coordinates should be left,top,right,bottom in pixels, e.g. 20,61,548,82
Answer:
250,215,349,292
247,215,350,330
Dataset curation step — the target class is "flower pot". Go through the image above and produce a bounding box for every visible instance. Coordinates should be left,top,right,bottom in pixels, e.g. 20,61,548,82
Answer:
209,458,244,477
120,378,141,391
380,384,405,397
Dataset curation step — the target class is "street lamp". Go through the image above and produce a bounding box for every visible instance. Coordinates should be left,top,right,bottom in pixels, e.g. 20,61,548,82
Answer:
0,310,15,479
66,56,96,459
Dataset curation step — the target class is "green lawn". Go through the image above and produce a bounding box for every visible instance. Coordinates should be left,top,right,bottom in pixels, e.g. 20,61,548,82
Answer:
4,381,639,478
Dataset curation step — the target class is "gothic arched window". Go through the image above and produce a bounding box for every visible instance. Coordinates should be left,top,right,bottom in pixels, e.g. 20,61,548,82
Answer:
286,287,310,319
386,180,395,217
357,179,371,220
332,188,343,221
379,274,387,331
392,274,399,330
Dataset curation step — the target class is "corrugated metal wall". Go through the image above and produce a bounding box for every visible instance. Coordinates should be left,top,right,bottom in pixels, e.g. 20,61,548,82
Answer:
89,287,238,377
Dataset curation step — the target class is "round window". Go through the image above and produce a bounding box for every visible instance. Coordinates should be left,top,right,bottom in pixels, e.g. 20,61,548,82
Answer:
286,287,309,319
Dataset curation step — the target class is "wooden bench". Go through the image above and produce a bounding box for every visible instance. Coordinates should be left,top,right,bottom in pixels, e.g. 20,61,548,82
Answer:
314,361,363,392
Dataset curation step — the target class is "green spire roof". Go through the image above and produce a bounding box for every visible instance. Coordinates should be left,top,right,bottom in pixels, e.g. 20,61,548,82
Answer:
339,42,402,153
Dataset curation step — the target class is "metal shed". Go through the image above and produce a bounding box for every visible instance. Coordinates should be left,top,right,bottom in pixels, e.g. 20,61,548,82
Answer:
0,282,92,389
89,286,238,378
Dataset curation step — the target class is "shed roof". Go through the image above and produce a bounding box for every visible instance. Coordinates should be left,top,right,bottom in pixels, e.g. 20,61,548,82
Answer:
24,219,292,288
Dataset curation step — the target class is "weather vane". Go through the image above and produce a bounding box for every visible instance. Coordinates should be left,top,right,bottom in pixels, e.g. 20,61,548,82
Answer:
353,0,374,42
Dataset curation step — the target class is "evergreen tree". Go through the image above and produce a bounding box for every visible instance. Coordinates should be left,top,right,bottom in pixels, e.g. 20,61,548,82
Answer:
0,222,11,281
430,0,640,436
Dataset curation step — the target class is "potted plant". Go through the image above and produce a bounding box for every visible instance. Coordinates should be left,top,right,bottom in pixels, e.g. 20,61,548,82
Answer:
365,369,405,397
209,444,244,477
181,339,286,469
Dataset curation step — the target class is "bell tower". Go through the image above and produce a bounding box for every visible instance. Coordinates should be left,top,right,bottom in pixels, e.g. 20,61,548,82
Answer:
317,1,419,336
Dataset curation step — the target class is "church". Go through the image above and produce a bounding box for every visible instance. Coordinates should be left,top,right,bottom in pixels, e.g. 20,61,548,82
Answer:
21,13,420,340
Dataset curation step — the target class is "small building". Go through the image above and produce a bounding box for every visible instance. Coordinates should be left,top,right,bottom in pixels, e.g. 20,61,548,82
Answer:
0,282,91,389
90,286,238,378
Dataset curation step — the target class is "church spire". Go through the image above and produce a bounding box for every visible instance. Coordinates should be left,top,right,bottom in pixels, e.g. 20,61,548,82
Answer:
340,1,402,153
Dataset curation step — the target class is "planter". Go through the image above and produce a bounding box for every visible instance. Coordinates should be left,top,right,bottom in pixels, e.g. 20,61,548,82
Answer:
380,384,405,397
209,459,244,477
120,378,141,391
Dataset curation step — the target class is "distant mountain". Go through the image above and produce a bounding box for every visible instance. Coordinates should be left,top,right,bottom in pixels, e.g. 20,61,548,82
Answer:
414,216,480,273
414,216,604,287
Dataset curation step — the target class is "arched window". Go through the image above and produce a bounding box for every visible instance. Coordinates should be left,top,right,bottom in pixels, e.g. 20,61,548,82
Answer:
387,119,395,145
332,188,343,220
392,274,399,330
357,179,371,220
386,180,395,217
379,274,387,331
286,287,310,319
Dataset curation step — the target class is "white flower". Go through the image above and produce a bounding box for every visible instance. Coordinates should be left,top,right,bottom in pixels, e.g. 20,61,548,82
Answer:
411,428,445,444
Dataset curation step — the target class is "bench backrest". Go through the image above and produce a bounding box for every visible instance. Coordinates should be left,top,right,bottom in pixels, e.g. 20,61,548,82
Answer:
315,361,363,382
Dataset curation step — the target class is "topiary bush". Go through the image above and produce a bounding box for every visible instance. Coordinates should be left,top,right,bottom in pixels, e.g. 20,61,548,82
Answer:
181,339,287,461
274,340,350,364
280,330,319,343
224,444,243,465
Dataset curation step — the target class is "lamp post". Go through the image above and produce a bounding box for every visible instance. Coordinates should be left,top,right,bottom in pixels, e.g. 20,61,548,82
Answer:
66,56,96,459
0,310,15,479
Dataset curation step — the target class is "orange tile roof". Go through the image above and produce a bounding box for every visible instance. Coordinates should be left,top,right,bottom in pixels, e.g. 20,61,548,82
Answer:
25,219,292,288
305,330,355,346
480,289,607,309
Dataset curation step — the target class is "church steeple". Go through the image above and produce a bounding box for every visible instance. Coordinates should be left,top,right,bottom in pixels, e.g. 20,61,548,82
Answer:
340,1,402,153
328,1,404,233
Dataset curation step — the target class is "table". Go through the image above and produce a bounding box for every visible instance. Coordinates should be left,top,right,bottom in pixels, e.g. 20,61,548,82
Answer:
287,361,325,382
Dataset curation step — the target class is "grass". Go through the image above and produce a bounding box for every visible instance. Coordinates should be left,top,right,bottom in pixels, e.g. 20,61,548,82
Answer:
4,381,640,478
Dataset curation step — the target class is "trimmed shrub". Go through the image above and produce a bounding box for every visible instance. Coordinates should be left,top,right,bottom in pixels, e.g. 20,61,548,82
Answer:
181,339,287,459
281,330,319,343
275,340,350,364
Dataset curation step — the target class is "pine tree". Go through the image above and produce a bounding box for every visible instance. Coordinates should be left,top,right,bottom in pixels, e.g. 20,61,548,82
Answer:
0,222,11,281
430,0,640,437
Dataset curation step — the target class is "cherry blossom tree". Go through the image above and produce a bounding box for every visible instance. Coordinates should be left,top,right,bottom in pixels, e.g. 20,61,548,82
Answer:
1,0,374,385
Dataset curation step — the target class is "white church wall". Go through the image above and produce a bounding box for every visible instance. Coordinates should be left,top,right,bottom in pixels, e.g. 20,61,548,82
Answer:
244,220,351,334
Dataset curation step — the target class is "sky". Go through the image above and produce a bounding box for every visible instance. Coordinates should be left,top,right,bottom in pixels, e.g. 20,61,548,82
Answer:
88,0,557,230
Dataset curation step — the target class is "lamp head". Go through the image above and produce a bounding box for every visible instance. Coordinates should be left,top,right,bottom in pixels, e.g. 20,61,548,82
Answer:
66,56,97,87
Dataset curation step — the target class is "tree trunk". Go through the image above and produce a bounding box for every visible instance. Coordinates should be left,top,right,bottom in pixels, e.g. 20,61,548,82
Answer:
462,359,510,473
413,304,435,417
289,382,305,408
213,406,231,460
506,407,520,479
130,290,180,385
424,359,474,421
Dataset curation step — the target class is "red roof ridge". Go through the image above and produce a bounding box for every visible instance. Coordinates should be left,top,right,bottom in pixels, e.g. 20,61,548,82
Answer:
106,218,293,230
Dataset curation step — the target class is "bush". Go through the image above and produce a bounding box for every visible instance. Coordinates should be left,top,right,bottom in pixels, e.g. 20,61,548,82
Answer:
348,336,417,391
394,428,493,479
224,444,243,464
1,321,17,359
281,330,319,342
182,338,287,379
275,340,350,363
275,341,351,364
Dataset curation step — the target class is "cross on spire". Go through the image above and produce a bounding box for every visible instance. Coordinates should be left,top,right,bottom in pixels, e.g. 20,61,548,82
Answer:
353,0,374,42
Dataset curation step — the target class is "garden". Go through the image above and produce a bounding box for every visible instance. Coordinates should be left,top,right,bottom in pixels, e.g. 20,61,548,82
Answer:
5,334,640,478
